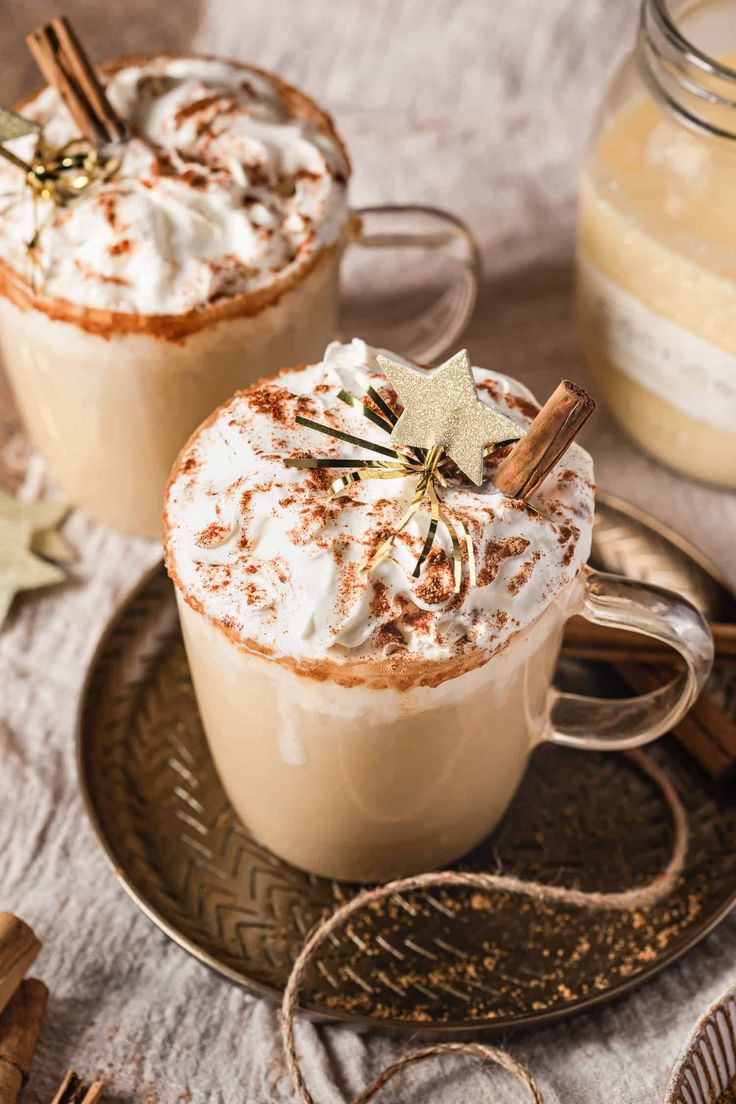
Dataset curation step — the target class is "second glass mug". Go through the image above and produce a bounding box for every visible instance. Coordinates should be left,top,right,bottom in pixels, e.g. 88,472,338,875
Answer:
0,60,480,539
175,564,713,883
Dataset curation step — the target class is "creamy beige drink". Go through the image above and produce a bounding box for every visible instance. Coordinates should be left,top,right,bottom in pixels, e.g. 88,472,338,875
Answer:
174,585,577,880
0,54,351,536
577,31,736,488
164,339,596,880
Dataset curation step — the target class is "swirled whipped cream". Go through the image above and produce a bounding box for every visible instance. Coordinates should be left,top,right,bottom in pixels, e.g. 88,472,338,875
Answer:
164,340,595,675
0,56,349,313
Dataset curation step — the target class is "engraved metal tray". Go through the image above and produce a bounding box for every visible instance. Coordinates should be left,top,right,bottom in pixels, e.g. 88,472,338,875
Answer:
77,493,736,1035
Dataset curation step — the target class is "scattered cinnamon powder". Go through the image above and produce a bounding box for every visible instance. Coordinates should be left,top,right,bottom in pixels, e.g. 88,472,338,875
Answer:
507,551,541,595
207,254,260,302
413,548,455,607
476,379,500,401
97,192,122,228
180,169,208,190
505,393,541,420
173,92,239,129
477,536,530,587
246,385,294,425
370,581,391,621
394,595,435,636
108,238,135,256
195,521,232,549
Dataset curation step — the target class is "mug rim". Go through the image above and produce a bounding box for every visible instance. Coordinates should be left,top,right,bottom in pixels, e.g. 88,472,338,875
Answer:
0,50,352,342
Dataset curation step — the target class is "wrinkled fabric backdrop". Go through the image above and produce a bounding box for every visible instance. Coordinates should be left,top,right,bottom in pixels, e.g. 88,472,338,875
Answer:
1,1,735,1101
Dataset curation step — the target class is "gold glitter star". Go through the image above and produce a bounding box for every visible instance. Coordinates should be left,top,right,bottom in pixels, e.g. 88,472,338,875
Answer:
377,350,525,486
0,107,39,144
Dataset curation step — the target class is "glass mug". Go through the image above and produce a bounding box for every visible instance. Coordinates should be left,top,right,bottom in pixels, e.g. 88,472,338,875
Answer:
175,565,713,883
0,58,480,539
576,0,736,488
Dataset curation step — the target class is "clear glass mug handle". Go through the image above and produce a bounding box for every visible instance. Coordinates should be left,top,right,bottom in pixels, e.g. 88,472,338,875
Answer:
341,205,481,363
548,568,714,751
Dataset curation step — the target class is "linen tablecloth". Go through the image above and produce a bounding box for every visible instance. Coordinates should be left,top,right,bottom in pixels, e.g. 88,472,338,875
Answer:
1,1,735,1100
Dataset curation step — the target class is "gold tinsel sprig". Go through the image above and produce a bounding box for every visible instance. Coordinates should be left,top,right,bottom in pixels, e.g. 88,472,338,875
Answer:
0,106,120,281
285,353,526,594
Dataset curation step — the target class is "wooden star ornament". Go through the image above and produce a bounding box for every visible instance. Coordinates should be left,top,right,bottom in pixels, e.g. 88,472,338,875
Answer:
376,350,525,486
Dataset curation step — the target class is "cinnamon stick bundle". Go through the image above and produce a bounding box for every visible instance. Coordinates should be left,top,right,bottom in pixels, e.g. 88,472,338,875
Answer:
563,616,736,666
0,916,40,1019
50,1070,104,1104
26,17,126,146
0,979,47,1104
495,380,595,499
616,662,736,781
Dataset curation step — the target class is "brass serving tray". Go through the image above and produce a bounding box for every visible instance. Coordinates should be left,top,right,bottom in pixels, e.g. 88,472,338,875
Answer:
77,493,736,1036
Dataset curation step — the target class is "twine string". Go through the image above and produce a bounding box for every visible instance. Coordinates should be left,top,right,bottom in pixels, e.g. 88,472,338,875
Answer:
281,750,688,1104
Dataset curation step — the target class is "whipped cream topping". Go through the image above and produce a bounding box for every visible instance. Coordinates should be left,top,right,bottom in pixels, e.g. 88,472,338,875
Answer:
0,56,349,314
164,340,595,671
164,344,595,671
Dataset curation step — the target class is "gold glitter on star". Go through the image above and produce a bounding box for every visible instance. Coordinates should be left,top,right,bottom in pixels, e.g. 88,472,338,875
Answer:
377,350,525,486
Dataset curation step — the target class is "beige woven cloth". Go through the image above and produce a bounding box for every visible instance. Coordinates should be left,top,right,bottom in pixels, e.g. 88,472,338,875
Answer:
1,1,735,1101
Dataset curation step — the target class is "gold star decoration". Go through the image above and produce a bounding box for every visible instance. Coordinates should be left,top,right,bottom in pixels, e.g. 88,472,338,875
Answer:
376,350,525,486
0,491,73,626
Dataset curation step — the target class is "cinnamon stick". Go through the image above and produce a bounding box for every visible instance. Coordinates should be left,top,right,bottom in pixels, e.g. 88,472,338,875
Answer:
563,616,736,666
50,1070,105,1104
26,17,126,146
0,979,48,1104
494,380,595,499
0,915,41,1018
616,662,736,781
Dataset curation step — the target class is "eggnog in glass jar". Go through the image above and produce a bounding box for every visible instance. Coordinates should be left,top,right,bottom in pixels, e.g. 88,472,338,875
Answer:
577,0,736,488
163,339,712,883
0,54,478,537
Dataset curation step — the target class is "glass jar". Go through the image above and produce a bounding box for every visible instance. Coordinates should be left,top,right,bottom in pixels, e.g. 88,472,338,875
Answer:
576,0,736,489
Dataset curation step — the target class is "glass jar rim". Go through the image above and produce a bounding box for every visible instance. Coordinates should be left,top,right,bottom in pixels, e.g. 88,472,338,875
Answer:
640,0,736,139
648,0,736,82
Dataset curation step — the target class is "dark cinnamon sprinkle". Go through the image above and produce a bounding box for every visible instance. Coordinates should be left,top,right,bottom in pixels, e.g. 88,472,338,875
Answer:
108,238,135,256
180,169,208,190
476,378,500,401
96,192,122,229
505,393,541,420
477,536,530,587
370,582,391,621
413,548,455,607
507,551,541,595
195,521,232,549
173,92,239,129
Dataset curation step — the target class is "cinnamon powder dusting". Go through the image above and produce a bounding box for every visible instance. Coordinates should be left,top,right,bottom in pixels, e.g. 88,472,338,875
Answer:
414,549,455,606
477,537,530,587
507,552,541,595
195,521,232,549
164,350,595,687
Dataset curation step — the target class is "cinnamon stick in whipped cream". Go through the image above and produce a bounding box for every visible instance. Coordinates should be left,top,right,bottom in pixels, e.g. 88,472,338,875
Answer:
0,915,40,1019
26,16,126,146
0,979,48,1104
494,380,595,500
